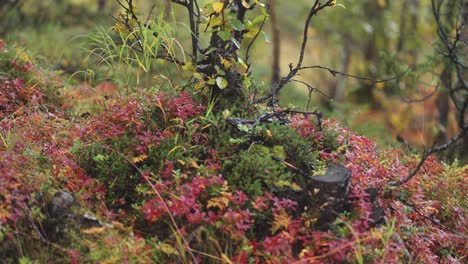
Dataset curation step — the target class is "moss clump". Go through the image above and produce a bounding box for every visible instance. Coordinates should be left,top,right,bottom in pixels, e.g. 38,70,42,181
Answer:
221,121,326,196
223,146,294,196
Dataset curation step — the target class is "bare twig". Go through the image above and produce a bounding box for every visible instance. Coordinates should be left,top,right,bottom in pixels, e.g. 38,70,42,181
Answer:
392,0,467,186
299,65,410,83
245,14,267,74
268,0,335,106
399,200,467,237
390,126,467,186
399,82,439,103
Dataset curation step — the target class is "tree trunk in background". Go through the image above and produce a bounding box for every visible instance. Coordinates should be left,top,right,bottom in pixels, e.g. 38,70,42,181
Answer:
397,0,420,64
435,67,451,145
98,0,106,12
461,0,468,161
355,0,389,108
269,0,280,85
164,0,171,19
436,0,456,156
333,36,351,102
396,1,408,53
409,0,420,64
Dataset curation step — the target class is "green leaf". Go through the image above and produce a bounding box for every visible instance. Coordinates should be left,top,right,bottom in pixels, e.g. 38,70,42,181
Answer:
205,47,217,54
217,30,231,41
237,57,248,69
215,65,225,75
231,38,241,49
262,31,270,43
207,79,216,85
252,15,267,25
193,72,203,79
216,76,228,89
231,19,245,31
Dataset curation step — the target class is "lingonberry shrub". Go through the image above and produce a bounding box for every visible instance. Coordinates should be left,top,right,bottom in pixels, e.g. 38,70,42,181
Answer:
0,40,63,119
1,81,466,262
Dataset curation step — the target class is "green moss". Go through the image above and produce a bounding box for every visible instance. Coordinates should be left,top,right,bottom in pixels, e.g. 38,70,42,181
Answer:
220,121,324,196
271,145,287,160
223,148,293,196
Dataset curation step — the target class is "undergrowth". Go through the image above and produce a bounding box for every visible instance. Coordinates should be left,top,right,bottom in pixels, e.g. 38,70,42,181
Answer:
1,29,467,264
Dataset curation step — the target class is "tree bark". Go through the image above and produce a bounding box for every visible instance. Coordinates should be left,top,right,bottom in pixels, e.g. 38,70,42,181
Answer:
333,36,351,102
164,0,171,19
269,0,280,85
356,0,389,107
409,0,420,64
98,0,107,12
436,67,451,144
460,0,468,161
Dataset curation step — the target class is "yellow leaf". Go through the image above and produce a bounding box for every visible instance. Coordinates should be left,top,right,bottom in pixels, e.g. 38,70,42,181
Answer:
182,61,196,72
113,22,126,34
244,28,259,38
222,58,231,69
189,159,200,169
212,2,224,13
82,226,106,234
271,209,291,233
111,221,126,231
194,80,206,91
132,154,148,163
375,82,385,90
210,16,223,27
207,192,231,210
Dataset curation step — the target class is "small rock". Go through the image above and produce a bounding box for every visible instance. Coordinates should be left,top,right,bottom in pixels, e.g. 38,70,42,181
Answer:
47,191,75,219
81,213,103,228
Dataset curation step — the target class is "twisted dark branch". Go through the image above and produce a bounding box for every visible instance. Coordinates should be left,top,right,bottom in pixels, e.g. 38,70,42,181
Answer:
390,126,467,186
391,0,467,187
289,79,332,100
226,108,323,130
187,0,199,62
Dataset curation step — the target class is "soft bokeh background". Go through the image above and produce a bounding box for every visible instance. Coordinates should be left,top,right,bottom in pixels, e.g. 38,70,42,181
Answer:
1,0,464,156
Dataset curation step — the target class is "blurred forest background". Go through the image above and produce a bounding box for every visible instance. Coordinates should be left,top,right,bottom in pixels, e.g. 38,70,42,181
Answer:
1,0,466,161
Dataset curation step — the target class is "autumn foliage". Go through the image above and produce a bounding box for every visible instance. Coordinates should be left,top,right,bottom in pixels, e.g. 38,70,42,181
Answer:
0,39,466,263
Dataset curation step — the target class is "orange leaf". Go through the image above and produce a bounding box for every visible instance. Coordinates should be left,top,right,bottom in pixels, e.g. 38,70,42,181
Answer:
271,209,291,233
